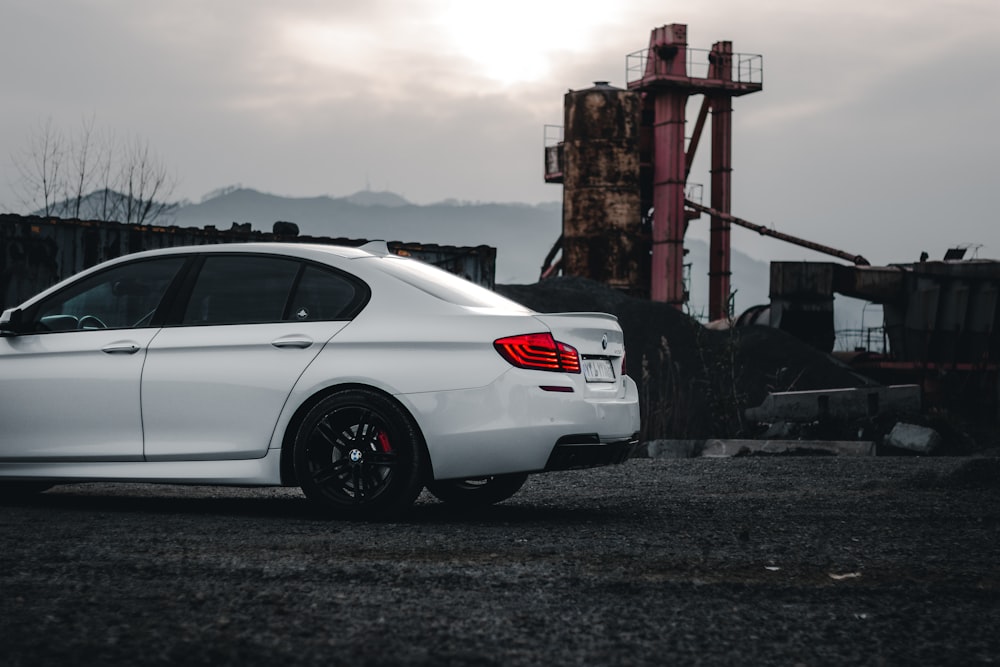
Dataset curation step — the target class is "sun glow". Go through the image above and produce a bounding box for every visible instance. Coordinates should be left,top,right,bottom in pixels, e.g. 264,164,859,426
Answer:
280,2,615,91
437,0,611,86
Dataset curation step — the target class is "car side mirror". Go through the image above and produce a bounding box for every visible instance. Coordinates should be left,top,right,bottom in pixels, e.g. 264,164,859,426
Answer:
0,308,25,336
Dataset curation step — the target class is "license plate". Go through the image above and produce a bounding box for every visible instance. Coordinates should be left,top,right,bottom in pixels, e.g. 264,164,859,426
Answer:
582,358,616,383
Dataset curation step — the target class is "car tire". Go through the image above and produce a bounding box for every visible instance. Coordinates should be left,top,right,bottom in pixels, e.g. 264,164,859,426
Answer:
293,388,427,520
426,473,529,506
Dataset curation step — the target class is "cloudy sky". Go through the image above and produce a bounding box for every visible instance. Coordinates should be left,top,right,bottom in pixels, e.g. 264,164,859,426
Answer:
3,0,998,266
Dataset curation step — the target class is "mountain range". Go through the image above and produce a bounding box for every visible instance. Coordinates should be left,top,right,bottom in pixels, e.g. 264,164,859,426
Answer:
168,187,773,316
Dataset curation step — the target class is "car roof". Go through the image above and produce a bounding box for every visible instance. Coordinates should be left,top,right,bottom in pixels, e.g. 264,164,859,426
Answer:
9,242,391,311
123,241,386,261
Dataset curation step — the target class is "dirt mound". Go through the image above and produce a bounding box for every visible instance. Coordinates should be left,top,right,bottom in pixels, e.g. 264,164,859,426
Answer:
497,276,873,440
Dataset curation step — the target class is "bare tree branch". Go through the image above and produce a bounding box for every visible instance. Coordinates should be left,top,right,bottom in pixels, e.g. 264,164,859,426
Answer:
9,118,177,224
12,118,65,216
67,115,99,219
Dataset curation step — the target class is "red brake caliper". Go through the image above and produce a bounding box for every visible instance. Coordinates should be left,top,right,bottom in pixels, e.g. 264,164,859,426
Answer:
376,431,392,453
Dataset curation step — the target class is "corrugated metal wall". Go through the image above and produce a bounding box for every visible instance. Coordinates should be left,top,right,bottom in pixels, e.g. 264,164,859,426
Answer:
0,215,496,310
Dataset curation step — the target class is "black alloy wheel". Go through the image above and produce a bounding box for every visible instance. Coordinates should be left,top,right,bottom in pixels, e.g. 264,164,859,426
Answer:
293,389,426,520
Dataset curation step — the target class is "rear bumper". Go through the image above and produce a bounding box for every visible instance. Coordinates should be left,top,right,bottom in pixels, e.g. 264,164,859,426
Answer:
401,370,641,480
544,433,640,471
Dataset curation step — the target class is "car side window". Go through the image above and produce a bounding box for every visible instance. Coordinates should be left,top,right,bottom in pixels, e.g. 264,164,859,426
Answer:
287,265,363,321
182,256,300,325
30,257,186,332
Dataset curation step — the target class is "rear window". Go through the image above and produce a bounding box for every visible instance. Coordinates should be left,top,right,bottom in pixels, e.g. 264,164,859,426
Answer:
179,255,368,326
182,256,299,325
373,256,530,311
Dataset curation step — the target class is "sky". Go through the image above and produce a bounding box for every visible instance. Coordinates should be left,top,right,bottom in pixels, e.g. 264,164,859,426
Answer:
2,0,998,266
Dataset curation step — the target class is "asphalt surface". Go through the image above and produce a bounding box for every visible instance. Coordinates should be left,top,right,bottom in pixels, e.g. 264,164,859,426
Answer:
1,456,998,666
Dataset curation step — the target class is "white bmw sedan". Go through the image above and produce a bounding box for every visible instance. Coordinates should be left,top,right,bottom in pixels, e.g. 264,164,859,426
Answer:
0,242,640,519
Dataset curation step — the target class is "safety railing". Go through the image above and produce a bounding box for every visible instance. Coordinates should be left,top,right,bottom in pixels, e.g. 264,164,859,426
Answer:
626,48,763,86
543,124,564,147
835,327,888,355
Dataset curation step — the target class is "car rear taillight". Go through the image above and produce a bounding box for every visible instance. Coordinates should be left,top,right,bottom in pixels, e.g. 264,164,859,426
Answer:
494,333,581,374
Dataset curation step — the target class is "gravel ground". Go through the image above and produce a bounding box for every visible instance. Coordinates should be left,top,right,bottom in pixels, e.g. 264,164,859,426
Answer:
1,456,998,666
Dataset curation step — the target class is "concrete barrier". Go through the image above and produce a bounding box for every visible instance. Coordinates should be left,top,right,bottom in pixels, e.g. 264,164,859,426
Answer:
643,439,876,458
745,385,921,423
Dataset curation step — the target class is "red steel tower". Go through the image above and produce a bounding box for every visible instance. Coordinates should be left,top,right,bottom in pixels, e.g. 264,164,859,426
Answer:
627,24,762,318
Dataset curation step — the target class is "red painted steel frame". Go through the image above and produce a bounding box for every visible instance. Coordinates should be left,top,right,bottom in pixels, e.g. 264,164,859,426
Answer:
651,93,688,305
629,24,762,313
644,25,690,306
709,41,734,321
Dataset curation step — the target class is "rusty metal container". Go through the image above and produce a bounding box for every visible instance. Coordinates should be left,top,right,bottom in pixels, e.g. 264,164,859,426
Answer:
767,262,836,351
892,260,1000,365
561,82,648,296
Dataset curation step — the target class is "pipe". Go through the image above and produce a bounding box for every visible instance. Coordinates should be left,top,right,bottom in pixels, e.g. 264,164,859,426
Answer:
685,200,870,266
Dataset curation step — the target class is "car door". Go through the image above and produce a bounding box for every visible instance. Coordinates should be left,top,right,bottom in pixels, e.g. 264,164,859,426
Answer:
140,254,367,461
0,256,187,461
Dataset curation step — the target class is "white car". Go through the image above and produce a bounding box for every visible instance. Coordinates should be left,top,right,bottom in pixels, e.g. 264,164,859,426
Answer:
0,242,640,519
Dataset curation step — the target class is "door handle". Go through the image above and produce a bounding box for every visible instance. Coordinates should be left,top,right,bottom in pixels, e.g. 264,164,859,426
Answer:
271,336,313,349
101,342,141,355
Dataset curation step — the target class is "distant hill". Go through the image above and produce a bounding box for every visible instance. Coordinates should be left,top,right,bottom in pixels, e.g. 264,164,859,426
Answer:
168,187,770,312
170,188,562,284
32,188,176,224
343,190,409,207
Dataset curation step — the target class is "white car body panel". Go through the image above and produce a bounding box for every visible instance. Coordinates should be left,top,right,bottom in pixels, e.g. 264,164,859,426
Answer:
402,371,640,480
0,242,642,495
142,321,348,460
0,328,158,461
0,448,284,485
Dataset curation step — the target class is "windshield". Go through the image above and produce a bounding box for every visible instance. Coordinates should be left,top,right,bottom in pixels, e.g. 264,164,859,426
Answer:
372,256,531,311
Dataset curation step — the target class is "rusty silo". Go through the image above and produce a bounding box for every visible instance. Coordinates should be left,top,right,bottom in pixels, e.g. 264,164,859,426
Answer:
561,82,648,296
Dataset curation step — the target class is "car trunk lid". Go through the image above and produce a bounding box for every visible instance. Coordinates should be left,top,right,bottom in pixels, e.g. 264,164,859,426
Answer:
531,312,626,388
